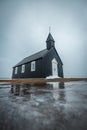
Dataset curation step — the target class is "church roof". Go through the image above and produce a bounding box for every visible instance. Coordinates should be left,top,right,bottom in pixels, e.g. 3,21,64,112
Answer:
46,33,55,42
14,49,49,67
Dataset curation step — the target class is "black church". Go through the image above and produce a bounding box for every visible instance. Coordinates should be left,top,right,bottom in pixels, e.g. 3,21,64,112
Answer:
12,33,63,78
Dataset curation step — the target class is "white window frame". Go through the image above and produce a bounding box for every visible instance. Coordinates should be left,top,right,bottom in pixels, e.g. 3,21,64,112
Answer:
15,67,18,74
31,61,35,71
21,64,25,73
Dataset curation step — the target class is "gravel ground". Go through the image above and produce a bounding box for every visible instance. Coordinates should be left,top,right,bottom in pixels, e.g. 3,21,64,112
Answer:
0,81,87,130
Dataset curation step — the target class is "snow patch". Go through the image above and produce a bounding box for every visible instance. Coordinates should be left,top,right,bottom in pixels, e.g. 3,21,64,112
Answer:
46,75,61,79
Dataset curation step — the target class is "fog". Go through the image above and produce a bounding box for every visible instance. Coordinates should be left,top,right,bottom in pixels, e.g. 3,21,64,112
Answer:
0,0,87,78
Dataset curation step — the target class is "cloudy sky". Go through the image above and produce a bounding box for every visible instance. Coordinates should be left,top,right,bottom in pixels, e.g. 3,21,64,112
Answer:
0,0,87,78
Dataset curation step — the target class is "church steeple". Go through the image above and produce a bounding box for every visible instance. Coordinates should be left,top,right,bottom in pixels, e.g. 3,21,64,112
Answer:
46,33,55,50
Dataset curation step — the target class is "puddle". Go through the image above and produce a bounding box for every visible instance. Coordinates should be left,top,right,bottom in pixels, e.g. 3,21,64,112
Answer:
0,81,87,130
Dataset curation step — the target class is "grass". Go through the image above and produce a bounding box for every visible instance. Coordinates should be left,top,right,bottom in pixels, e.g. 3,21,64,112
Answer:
0,78,87,84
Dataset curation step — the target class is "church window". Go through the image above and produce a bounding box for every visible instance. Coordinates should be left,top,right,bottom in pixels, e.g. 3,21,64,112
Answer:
21,64,25,73
15,67,18,74
31,61,35,71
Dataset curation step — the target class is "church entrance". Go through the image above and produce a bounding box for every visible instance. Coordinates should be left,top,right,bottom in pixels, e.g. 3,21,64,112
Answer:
52,58,58,76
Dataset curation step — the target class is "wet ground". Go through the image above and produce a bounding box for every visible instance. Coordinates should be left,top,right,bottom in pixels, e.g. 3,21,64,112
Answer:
0,81,87,130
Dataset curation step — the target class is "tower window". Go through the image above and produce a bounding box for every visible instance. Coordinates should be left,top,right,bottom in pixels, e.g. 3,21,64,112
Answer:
21,64,25,73
31,61,35,71
15,67,18,74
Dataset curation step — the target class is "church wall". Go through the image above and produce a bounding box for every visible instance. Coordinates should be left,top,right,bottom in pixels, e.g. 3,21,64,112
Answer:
12,58,43,78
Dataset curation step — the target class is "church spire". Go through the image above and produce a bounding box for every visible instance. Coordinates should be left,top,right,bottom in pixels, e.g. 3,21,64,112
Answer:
46,33,55,43
46,32,55,50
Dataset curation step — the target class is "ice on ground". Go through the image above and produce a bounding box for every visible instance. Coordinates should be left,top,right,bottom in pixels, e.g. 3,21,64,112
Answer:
46,75,61,79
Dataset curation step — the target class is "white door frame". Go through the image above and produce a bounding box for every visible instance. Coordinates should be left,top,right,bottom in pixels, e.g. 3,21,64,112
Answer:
52,58,58,76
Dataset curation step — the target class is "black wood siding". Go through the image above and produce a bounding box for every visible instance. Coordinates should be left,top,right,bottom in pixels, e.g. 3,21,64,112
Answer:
12,47,63,78
12,58,43,78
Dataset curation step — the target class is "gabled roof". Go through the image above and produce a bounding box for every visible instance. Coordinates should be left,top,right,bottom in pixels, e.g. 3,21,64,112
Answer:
14,49,49,67
53,47,63,65
46,33,55,42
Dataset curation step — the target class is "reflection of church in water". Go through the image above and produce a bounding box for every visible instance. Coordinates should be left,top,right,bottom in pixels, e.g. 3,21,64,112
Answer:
11,82,66,103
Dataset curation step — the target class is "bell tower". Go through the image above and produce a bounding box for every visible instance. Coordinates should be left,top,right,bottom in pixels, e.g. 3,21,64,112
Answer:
46,33,55,50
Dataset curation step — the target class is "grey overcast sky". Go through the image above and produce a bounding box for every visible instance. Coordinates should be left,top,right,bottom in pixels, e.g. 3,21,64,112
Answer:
0,0,87,78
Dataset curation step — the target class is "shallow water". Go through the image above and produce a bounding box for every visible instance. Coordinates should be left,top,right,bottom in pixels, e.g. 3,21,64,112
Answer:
0,81,87,130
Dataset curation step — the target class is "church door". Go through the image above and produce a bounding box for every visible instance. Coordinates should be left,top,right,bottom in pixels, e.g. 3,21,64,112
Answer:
52,58,58,76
